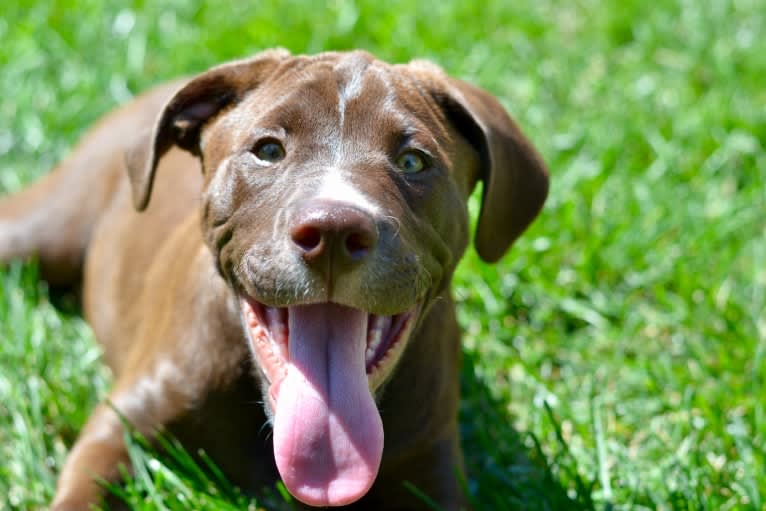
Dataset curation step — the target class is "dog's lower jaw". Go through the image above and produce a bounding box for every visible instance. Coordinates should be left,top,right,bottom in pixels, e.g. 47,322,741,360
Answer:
239,296,420,507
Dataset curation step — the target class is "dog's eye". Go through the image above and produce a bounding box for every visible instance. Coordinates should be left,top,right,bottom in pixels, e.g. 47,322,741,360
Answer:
395,150,428,174
252,140,286,163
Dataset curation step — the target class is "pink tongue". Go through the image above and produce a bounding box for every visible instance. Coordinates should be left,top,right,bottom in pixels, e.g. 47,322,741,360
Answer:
273,303,384,507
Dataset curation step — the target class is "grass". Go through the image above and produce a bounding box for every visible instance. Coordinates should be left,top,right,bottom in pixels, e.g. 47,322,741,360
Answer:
1,0,765,509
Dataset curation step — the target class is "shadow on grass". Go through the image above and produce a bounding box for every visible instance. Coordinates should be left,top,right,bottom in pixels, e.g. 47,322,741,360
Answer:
459,349,596,511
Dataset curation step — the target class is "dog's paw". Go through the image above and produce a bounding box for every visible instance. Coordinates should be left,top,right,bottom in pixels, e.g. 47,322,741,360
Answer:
49,497,96,511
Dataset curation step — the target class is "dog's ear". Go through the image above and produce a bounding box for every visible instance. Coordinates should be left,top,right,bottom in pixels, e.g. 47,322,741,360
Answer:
125,48,291,211
410,62,549,262
442,78,549,262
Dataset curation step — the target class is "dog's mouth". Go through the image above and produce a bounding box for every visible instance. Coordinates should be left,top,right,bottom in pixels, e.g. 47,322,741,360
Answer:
239,295,419,507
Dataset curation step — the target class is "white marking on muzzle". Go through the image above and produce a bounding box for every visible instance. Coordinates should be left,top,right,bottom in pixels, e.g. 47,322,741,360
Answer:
316,167,380,215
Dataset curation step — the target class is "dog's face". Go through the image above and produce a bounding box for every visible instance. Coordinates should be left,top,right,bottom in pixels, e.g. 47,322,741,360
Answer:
125,49,548,507
204,52,475,313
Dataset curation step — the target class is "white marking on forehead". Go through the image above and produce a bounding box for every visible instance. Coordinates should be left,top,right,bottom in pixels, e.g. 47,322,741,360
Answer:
336,60,368,129
316,167,380,214
339,68,365,104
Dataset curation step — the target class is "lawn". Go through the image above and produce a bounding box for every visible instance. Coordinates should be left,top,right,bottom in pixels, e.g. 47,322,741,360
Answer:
1,1,764,510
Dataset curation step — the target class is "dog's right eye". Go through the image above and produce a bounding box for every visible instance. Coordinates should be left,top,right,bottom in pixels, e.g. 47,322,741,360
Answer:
252,140,286,163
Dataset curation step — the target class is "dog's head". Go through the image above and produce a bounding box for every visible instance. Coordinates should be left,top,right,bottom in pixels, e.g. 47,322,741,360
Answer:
125,49,548,507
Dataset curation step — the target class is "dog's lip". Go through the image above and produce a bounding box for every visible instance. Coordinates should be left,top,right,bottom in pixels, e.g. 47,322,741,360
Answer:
239,294,419,406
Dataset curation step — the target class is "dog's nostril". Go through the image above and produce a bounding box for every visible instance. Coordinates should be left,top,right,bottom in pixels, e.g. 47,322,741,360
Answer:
345,232,373,259
291,226,323,252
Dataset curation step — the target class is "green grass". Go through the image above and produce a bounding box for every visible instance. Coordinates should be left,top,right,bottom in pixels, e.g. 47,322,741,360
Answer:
1,0,765,509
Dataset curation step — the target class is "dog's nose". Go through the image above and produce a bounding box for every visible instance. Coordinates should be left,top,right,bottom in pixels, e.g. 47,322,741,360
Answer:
289,200,378,268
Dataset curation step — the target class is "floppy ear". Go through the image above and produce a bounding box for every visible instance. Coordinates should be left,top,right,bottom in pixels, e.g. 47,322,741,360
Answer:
125,48,291,211
423,69,549,262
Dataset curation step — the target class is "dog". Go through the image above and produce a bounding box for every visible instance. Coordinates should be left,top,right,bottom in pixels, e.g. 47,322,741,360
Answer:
0,49,548,510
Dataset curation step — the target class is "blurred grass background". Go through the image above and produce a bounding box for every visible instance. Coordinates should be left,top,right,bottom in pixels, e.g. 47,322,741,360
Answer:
1,1,765,509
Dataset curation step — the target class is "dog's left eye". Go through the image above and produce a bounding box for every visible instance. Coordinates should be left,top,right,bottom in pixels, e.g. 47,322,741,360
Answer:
395,150,428,174
252,140,286,163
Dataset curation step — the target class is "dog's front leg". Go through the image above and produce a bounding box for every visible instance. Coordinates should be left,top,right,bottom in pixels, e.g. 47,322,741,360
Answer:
50,400,131,511
50,358,197,511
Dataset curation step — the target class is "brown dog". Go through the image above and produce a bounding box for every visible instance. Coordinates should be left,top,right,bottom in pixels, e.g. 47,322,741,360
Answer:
0,49,548,510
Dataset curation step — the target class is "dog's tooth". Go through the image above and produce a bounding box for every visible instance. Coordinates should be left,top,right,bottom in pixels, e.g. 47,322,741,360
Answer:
367,317,382,344
369,315,388,338
365,335,379,361
365,347,375,364
365,337,378,364
365,315,391,364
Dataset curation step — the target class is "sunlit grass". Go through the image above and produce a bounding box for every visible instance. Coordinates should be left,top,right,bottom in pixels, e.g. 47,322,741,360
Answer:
2,1,764,509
